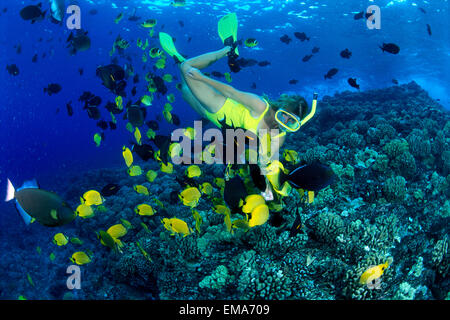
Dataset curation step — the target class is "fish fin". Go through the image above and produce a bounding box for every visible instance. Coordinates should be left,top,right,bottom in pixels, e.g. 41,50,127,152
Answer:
19,179,39,190
15,201,32,225
5,179,15,202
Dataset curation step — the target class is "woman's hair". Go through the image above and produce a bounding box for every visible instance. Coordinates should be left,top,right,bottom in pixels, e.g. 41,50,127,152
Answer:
266,94,309,119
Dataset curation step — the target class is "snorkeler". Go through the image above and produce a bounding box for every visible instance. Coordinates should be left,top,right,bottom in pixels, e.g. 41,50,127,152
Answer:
159,13,318,201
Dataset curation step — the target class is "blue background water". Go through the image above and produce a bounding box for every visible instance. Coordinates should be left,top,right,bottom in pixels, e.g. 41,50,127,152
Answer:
0,0,448,231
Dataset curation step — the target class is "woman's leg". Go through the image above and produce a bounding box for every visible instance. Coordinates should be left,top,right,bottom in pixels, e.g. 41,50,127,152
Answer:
180,47,230,113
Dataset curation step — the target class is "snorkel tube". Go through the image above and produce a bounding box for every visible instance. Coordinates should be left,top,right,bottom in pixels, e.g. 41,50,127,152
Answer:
300,92,318,127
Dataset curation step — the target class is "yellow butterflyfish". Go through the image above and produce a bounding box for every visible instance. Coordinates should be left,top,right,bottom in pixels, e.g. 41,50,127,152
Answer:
128,165,143,177
248,204,269,228
134,184,149,196
146,170,158,182
160,162,173,174
200,182,213,196
82,190,104,206
134,127,142,145
76,203,94,218
161,217,192,237
53,233,69,246
185,165,202,178
122,146,133,167
242,194,266,214
179,187,201,208
70,251,91,265
135,203,155,216
107,224,127,239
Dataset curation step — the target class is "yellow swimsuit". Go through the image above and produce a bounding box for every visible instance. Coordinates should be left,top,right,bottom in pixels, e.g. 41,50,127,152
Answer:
203,98,270,134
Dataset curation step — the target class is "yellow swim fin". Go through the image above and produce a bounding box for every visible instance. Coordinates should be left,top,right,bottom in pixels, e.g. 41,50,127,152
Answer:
159,32,186,63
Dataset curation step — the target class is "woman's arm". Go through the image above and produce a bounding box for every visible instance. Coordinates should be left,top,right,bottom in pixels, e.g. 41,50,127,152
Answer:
187,68,267,116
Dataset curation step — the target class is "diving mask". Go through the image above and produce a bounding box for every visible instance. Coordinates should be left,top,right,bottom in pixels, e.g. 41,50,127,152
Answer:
273,93,318,137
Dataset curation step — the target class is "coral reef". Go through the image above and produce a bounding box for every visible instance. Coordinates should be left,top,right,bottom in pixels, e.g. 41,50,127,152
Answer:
1,82,448,300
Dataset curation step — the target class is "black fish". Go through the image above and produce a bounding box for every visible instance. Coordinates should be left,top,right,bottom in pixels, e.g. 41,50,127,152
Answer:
87,96,102,107
20,3,46,23
251,82,257,89
426,24,432,36
380,43,400,54
101,183,121,197
79,91,95,102
224,176,248,213
96,64,127,96
419,8,426,14
127,106,145,127
109,121,117,130
78,68,84,75
146,120,159,131
66,30,91,55
280,163,335,192
289,79,298,85
324,68,338,80
131,143,154,161
172,113,181,126
66,101,74,116
294,32,310,41
280,34,292,44
89,9,98,15
289,206,303,237
44,83,62,95
131,86,137,96
347,78,360,90
312,46,320,54
353,11,364,20
178,20,184,27
97,120,108,130
340,48,352,59
15,44,22,54
6,64,19,76
236,58,258,67
32,54,38,63
302,54,313,62
86,106,101,120
133,74,139,84
249,164,266,191
258,60,271,67
392,79,399,85
152,135,171,165
152,75,167,95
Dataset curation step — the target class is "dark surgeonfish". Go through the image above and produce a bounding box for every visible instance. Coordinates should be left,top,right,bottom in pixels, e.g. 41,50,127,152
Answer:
6,64,19,76
146,120,159,131
280,34,292,44
324,68,338,79
49,0,65,24
127,106,145,127
312,46,320,54
348,78,360,90
152,135,171,165
5,179,76,226
20,3,46,23
224,176,248,213
66,30,91,55
289,206,303,237
294,32,310,41
426,24,432,36
44,83,62,95
280,163,335,192
340,48,352,59
96,64,127,96
131,143,154,161
101,183,121,197
380,43,400,54
302,54,313,62
353,11,364,20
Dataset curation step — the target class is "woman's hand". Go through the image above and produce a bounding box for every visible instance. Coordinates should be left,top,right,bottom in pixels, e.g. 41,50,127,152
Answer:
186,67,203,81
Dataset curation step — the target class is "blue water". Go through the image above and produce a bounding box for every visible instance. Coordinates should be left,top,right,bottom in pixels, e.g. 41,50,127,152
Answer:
0,0,448,300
